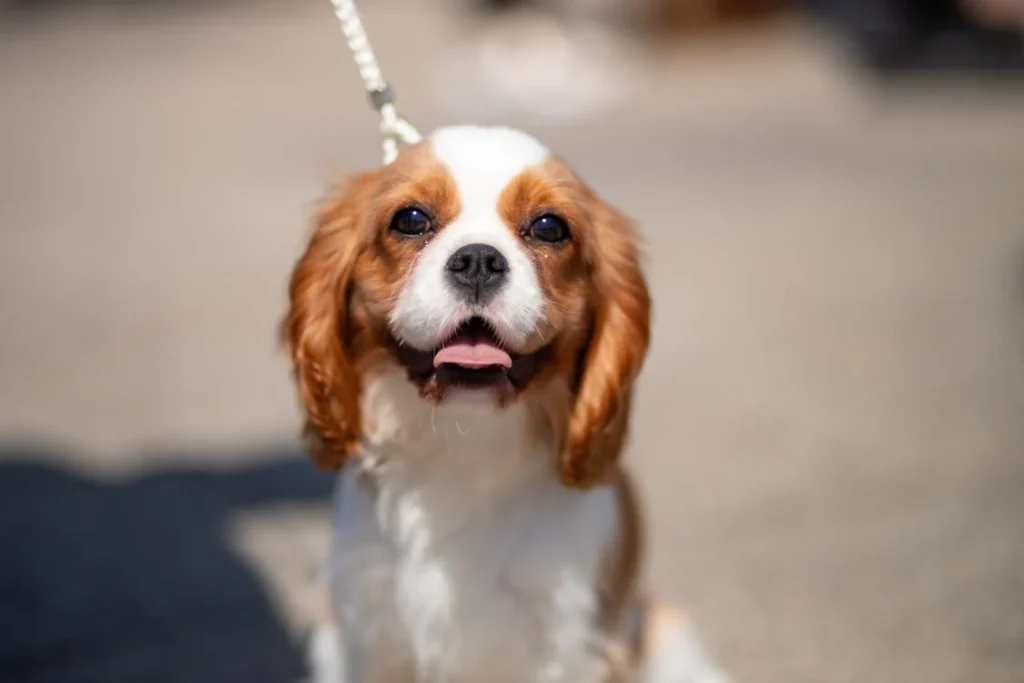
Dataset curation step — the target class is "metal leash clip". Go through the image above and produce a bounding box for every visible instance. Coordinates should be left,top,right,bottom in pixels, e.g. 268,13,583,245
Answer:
330,0,422,165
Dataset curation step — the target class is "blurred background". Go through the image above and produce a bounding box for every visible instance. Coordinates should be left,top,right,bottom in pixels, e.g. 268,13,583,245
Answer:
1,0,1023,681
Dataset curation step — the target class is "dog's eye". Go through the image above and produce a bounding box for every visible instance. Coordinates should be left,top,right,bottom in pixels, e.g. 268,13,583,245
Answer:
390,208,432,237
528,214,569,244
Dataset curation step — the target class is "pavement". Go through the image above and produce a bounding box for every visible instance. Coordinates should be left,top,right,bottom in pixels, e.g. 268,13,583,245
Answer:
1,2,1024,682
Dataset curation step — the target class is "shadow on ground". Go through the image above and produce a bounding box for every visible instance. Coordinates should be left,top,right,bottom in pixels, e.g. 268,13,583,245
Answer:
0,443,332,683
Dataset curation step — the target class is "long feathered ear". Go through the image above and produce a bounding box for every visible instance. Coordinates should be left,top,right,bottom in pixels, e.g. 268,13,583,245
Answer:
560,200,651,489
282,174,375,471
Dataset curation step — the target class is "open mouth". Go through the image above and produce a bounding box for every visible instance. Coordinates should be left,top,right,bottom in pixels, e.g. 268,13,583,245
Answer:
433,317,514,389
435,317,510,369
392,317,547,397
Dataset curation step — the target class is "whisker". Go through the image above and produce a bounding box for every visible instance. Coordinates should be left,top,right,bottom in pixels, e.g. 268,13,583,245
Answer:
444,421,454,459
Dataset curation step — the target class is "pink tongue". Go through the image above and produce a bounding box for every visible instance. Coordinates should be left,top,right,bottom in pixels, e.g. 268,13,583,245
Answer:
434,341,512,369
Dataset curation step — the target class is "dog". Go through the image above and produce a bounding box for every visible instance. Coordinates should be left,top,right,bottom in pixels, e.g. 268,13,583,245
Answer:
283,125,730,683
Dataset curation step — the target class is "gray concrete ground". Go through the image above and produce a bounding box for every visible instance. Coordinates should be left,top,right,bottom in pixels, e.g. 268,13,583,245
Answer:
1,2,1024,682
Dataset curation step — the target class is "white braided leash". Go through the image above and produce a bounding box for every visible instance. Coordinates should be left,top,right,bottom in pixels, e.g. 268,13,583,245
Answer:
329,0,422,165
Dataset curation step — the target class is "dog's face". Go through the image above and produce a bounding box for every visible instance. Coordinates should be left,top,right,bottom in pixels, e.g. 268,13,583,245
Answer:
284,126,649,487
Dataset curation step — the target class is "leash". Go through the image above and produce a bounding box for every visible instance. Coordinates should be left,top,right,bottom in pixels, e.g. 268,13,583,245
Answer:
329,0,423,165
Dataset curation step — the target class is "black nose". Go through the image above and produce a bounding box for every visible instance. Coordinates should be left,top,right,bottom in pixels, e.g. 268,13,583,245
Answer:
445,243,509,303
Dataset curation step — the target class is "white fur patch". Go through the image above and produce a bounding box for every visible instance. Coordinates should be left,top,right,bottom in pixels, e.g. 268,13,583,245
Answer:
326,367,618,683
639,616,732,683
390,126,550,351
305,623,346,683
430,126,550,193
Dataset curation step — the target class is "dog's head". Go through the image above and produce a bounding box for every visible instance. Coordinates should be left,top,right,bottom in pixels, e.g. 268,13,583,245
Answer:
283,126,649,488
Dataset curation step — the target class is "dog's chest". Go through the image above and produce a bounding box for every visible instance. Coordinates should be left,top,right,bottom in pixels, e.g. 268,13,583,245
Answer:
329,444,618,683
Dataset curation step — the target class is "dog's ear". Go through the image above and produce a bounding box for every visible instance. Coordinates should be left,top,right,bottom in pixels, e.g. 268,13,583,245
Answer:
560,200,651,488
283,174,376,471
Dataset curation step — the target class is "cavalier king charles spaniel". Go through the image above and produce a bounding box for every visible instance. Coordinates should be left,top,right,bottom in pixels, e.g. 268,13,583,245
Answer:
284,126,729,683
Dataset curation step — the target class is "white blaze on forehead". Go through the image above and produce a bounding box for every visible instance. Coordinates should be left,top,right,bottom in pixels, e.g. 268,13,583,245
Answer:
430,126,550,198
389,126,550,351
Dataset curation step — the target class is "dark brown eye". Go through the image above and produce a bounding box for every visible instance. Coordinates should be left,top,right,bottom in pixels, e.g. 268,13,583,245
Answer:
390,207,432,237
528,214,569,243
